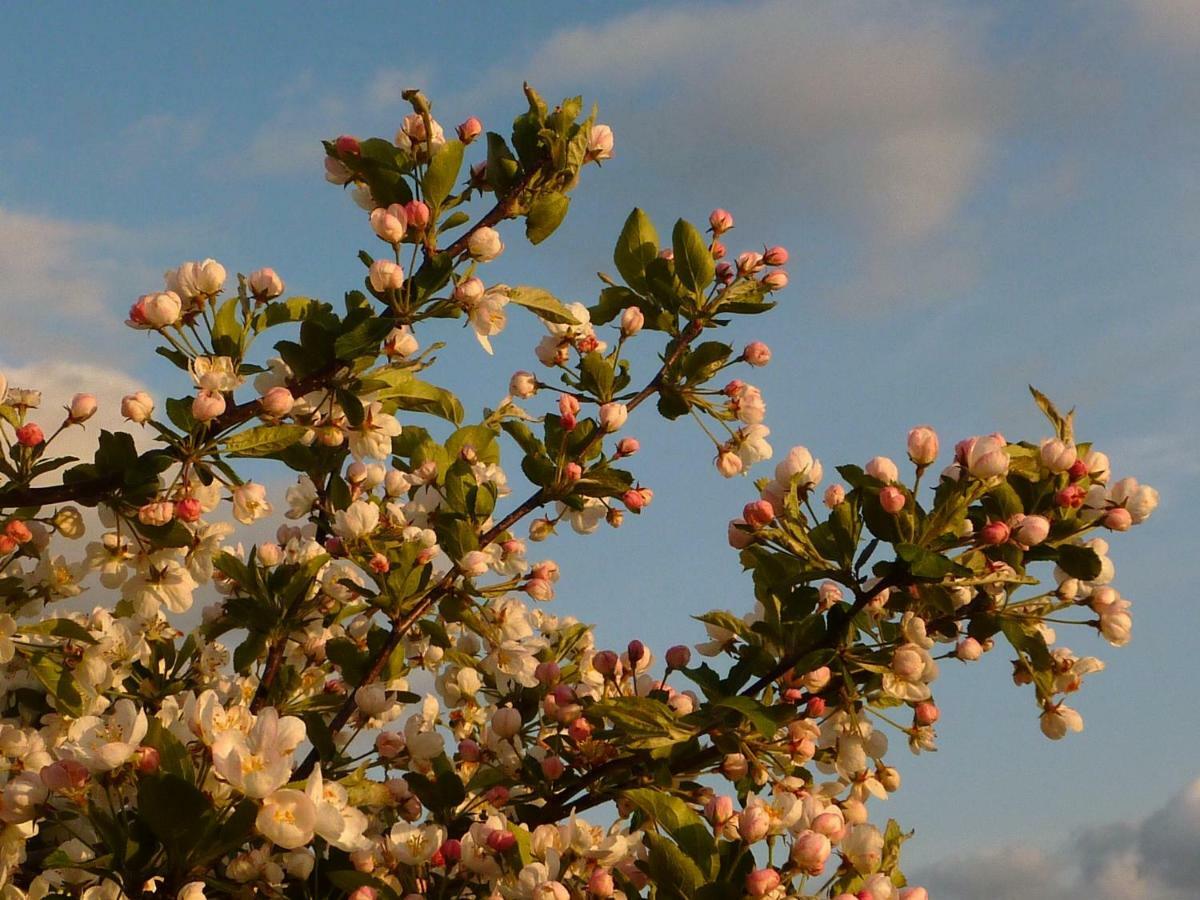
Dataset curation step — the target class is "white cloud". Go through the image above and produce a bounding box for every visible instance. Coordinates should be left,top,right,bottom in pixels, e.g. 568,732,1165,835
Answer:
460,0,1005,310
912,777,1200,900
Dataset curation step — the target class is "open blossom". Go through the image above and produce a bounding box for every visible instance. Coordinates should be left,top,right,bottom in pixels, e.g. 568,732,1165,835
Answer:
1040,703,1085,740
348,401,402,460
232,482,272,524
467,286,510,354
395,112,446,157
257,788,317,849
65,698,148,772
213,707,306,798
334,499,380,540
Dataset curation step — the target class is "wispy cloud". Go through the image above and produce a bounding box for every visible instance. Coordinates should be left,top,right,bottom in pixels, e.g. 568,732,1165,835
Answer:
913,776,1200,900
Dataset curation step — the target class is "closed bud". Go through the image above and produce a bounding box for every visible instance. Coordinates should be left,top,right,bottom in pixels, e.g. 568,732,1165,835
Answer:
914,701,940,725
743,500,775,529
563,462,583,483
709,208,734,234
907,425,939,466
762,245,789,266
762,270,789,291
620,306,645,336
588,868,615,898
134,745,160,774
138,501,174,527
615,437,640,457
192,389,226,423
745,868,781,898
823,484,846,508
403,200,431,232
248,267,285,300
67,393,97,424
1012,514,1050,546
14,423,42,447
540,755,565,780
979,520,1010,545
491,706,523,740
956,637,983,661
627,639,646,665
335,134,361,156
175,497,203,523
260,386,295,418
743,341,771,366
509,371,537,398
721,752,749,780
369,203,408,243
879,486,906,514
739,804,771,842
1103,507,1133,531
866,456,900,484
368,259,405,292
385,326,419,358
599,402,628,432
1039,438,1078,473
467,226,504,261
666,644,691,669
586,124,614,162
121,391,155,424
456,116,483,143
593,650,619,676
486,829,516,852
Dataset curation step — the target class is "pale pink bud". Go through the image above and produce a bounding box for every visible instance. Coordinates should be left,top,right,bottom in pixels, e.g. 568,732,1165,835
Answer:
586,124,614,162
762,270,789,291
368,259,405,292
716,450,744,478
587,868,615,898
956,637,983,661
823,484,846,508
563,462,583,483
138,501,174,527
745,868,781,898
1013,514,1051,546
453,276,485,305
67,393,97,424
961,434,1010,479
403,200,431,232
192,389,226,423
907,425,939,466
866,456,899,484
491,706,522,740
467,226,504,261
174,497,202,523
121,391,154,424
743,500,775,529
727,518,754,549
616,437,639,457
620,306,645,336
1103,507,1132,531
721,753,749,780
599,402,628,432
384,326,419,358
879,486,906,514
369,203,408,243
762,245,788,266
523,577,554,601
260,386,295,418
743,341,771,366
739,804,771,842
792,830,832,874
709,209,734,235
324,156,353,184
248,267,285,300
558,393,580,419
134,745,161,774
711,240,727,259
622,487,653,512
736,251,764,275
509,370,537,398
666,645,691,669
914,701,940,726
592,650,619,676
1040,438,1078,473
535,661,561,685
540,755,565,780
143,291,182,328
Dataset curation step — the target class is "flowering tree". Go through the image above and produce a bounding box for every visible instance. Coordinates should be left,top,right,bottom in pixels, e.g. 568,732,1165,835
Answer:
0,86,1158,900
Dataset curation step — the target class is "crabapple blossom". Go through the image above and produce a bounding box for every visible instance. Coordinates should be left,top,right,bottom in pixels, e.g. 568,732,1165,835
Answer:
121,390,154,423
620,306,644,336
468,226,504,261
249,267,285,299
368,259,405,292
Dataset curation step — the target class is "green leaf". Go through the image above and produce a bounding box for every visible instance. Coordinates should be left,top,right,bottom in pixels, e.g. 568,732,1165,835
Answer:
895,543,969,579
19,618,96,644
210,296,243,357
614,208,660,293
644,832,706,898
587,696,694,749
525,191,570,244
1029,385,1074,441
575,466,634,499
423,139,465,206
507,286,580,325
711,695,788,739
222,424,309,457
485,132,521,193
27,651,83,715
137,773,214,864
671,218,714,293
142,717,195,782
1056,543,1102,581
252,296,328,332
625,788,716,878
370,371,464,425
578,351,615,401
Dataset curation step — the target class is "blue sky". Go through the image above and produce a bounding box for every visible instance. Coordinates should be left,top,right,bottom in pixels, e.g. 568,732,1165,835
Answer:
2,2,1198,894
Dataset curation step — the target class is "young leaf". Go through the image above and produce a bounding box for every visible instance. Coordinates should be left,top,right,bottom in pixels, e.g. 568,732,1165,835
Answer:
614,208,660,293
525,191,570,244
507,286,580,325
671,218,715,293
422,139,465,206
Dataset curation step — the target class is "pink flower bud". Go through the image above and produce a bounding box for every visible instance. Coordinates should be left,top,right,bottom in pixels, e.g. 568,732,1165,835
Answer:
806,696,827,717
535,661,561,685
174,497,202,523
1012,514,1050,546
979,521,1010,545
523,576,554,601
456,117,483,143
403,200,431,232
486,829,516,852
866,456,899,484
792,831,832,874
727,518,753,549
721,753,749,780
440,838,462,864
739,804,771,842
144,291,182,328
248,267,285,300
1056,484,1086,508
716,261,735,284
492,706,522,739
743,341,771,366
192,389,226,423
586,124,614,162
619,306,645,336
622,488,653,512
4,521,32,544
914,701,940,726
716,450,744,478
458,739,481,762
956,637,983,661
823,484,846,508
67,393,97,424
599,402,628,432
736,251,764,275
588,868,615,898
666,645,691,669
558,394,580,420
15,423,44,447
376,731,405,758
711,240,727,259
368,259,405,292
134,745,160,774
615,437,639,457
879,486,906,514
745,868,781,898
335,135,361,156
1039,438,1078,473
121,391,154,424
509,371,537,398
906,425,939,466
1103,507,1132,531
762,245,789,266
709,208,734,235
467,226,504,261
743,500,775,529
260,386,295,418
540,755,565,780
762,270,789,291
593,650,619,677
369,204,408,243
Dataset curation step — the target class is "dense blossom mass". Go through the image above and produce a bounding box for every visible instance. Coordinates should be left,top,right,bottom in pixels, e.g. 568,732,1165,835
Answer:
0,86,1157,899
